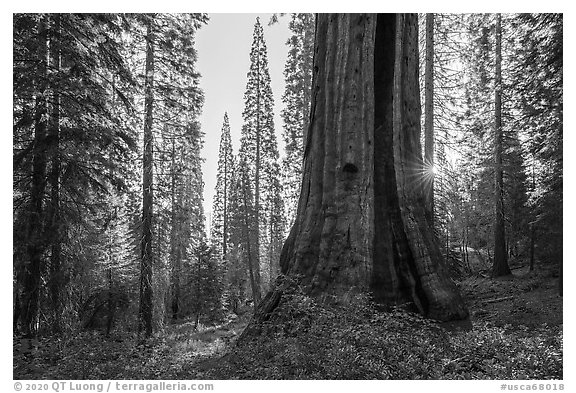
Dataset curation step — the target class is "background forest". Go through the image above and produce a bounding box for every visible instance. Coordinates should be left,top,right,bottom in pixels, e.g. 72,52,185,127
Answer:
13,13,562,380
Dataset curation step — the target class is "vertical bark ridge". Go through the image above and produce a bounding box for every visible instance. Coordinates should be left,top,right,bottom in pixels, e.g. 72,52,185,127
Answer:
318,13,344,291
359,15,376,289
390,17,423,313
283,15,377,297
313,14,338,291
373,13,397,306
373,13,424,313
315,14,374,296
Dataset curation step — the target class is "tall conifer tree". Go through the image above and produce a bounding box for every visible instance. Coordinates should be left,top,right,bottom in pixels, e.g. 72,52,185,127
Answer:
145,13,207,322
13,13,139,336
280,13,315,227
238,17,283,295
211,113,235,263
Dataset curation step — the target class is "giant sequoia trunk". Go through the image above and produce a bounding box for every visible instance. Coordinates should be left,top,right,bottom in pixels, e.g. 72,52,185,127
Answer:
257,14,467,322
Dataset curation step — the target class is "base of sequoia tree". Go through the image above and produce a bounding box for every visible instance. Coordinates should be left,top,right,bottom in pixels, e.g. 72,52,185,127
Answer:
239,274,469,341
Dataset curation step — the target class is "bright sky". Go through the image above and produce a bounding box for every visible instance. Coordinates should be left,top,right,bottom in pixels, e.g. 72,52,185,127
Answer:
196,13,292,235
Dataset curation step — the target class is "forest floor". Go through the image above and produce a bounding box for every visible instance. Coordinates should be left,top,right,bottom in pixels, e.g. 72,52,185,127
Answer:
460,264,562,329
14,263,562,380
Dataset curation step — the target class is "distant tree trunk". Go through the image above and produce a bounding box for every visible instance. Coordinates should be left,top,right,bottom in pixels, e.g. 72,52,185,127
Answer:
465,226,470,270
491,14,511,278
461,225,470,271
222,147,229,259
529,163,536,272
106,267,114,336
464,233,470,271
195,250,202,327
240,163,262,305
558,259,562,296
254,41,262,295
257,14,467,322
48,13,62,334
529,223,535,271
269,207,274,288
20,16,49,337
13,291,21,334
424,13,435,224
170,137,180,320
139,19,155,338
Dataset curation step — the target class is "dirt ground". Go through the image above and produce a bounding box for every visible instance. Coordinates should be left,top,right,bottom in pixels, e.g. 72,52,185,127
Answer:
459,264,563,329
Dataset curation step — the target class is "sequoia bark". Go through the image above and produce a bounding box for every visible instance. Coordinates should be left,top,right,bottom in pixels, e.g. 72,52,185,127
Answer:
261,14,467,322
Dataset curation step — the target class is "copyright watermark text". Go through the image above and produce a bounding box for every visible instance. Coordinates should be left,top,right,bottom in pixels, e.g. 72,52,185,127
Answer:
14,381,214,392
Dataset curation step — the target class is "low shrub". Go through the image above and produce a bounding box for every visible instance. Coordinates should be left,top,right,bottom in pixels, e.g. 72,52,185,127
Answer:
203,284,562,379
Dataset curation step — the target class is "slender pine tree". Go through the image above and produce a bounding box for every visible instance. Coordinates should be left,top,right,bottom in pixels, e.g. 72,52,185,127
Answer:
491,13,511,277
238,17,283,296
211,113,235,264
